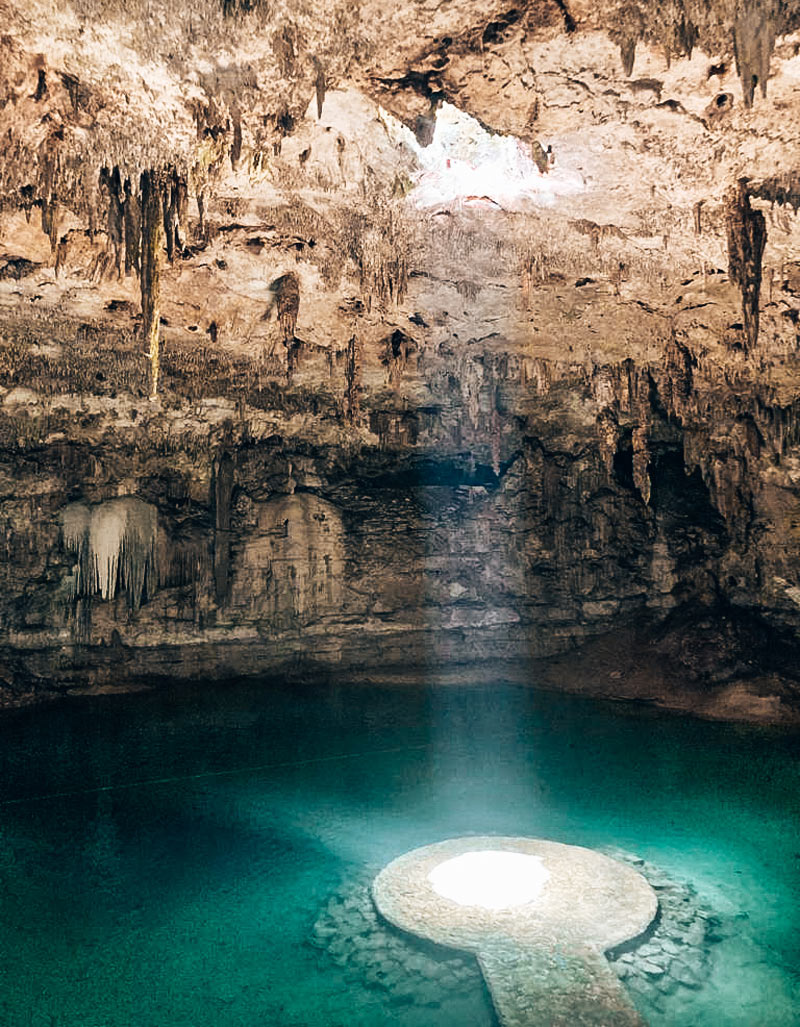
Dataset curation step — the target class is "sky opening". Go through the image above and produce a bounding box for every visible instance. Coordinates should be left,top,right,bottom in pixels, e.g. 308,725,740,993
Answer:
382,102,585,211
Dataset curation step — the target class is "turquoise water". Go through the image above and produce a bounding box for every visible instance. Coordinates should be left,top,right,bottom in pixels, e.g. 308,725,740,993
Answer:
0,678,798,1026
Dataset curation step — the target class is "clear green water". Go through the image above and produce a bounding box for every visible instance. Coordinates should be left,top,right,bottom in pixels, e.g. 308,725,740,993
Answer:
0,678,798,1027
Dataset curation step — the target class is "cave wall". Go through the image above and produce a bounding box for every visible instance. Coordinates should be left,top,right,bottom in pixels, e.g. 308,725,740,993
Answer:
1,266,799,702
1,4,800,711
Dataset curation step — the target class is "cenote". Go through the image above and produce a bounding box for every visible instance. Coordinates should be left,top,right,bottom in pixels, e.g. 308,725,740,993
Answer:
4,4,800,1025
1,677,798,1027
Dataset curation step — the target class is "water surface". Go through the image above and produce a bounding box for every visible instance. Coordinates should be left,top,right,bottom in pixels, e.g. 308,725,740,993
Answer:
0,677,798,1026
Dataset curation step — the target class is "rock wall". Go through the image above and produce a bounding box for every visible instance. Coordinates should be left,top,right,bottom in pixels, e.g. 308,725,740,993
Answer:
1,258,799,718
1,6,800,718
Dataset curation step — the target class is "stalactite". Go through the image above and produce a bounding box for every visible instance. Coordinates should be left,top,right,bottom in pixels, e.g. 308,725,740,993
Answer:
530,141,549,175
602,0,785,104
230,106,243,167
456,280,480,302
348,207,409,308
220,0,269,17
732,3,776,108
596,408,620,476
490,369,501,476
99,166,125,276
169,170,188,257
314,59,327,120
213,452,235,604
724,178,767,351
162,178,176,263
197,191,206,238
609,3,645,76
343,333,360,421
40,196,59,251
693,200,704,236
455,353,484,430
414,114,436,148
159,170,187,263
270,272,300,348
123,178,140,275
751,171,800,212
632,426,651,504
95,163,189,287
620,35,637,76
33,67,47,102
140,169,163,398
662,334,696,417
62,498,158,611
70,597,93,644
62,502,92,602
384,328,416,385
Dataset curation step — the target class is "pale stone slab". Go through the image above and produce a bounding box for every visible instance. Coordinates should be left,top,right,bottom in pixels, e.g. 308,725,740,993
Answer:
372,836,658,1027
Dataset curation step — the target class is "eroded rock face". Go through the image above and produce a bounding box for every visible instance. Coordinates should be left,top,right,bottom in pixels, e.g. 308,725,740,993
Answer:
0,1,799,717
227,493,345,627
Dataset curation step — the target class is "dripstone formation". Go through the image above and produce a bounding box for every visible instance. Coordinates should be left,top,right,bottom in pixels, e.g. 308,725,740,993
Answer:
0,0,799,720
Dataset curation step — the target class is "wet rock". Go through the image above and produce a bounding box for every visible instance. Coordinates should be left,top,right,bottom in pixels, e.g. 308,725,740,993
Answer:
670,959,704,989
309,872,483,1012
604,849,729,1014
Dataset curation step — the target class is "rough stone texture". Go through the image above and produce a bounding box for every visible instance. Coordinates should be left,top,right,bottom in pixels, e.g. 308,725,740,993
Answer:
372,836,657,1026
310,848,733,1021
0,2,800,716
478,945,644,1027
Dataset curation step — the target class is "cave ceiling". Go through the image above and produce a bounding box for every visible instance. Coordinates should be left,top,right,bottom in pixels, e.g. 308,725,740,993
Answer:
1,0,799,362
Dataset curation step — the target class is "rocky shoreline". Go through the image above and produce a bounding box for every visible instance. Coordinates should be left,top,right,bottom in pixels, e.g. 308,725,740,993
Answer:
2,599,797,727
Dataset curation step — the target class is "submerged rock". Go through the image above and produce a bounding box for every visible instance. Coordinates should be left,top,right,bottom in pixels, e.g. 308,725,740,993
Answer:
309,852,728,1019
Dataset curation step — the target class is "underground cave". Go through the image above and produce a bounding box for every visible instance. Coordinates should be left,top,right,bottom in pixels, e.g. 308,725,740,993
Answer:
0,1,799,1024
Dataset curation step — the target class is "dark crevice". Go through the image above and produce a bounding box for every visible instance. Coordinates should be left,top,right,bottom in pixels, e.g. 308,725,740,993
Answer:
553,0,576,34
613,429,636,490
482,8,522,45
649,451,723,533
362,457,501,489
377,70,445,106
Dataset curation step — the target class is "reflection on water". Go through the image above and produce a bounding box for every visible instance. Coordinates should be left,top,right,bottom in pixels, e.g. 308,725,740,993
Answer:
0,678,798,1026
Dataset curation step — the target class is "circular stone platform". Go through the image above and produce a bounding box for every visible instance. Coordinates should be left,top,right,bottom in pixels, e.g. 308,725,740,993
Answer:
372,837,658,1027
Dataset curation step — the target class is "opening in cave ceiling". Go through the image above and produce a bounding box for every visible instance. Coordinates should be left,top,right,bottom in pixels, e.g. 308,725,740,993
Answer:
381,103,585,212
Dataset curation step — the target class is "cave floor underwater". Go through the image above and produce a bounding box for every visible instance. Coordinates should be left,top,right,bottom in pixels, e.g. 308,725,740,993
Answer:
0,674,798,1027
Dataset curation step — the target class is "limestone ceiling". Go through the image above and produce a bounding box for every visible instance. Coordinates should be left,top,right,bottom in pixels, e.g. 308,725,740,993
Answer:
0,0,799,370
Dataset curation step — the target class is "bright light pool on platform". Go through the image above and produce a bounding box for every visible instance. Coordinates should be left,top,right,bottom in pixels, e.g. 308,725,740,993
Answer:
428,849,550,909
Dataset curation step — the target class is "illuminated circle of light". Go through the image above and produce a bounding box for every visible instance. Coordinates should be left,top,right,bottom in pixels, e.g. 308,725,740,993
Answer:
427,850,550,910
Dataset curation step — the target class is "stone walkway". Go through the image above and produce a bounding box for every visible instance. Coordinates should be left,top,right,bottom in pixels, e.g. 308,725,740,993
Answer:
372,837,658,1027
